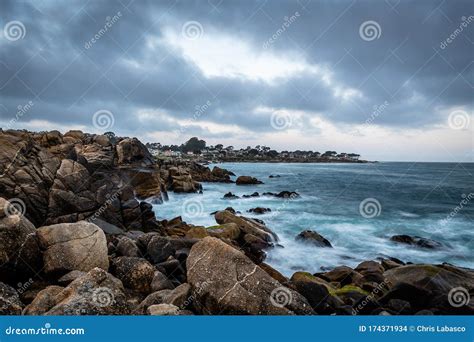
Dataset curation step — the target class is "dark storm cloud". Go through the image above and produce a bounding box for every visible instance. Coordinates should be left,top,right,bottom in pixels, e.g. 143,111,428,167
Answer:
0,0,472,140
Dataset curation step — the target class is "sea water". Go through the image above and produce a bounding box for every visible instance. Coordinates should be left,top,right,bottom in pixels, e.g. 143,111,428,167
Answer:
153,162,474,276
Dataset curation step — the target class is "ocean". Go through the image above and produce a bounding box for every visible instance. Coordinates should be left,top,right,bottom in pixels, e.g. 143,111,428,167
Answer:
153,162,474,276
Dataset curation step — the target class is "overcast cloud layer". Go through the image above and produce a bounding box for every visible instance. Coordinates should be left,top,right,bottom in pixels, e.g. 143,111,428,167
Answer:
0,0,473,161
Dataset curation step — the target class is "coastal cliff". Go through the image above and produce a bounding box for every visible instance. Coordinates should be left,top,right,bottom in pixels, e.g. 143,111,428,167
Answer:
0,129,472,316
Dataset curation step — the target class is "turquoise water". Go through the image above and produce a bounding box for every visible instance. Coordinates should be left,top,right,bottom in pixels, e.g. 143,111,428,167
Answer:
153,162,474,276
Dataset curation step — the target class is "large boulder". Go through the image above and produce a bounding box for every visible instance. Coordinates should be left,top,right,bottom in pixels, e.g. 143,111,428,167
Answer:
37,221,109,274
186,237,314,315
0,198,42,281
384,264,474,293
236,176,263,185
43,268,131,315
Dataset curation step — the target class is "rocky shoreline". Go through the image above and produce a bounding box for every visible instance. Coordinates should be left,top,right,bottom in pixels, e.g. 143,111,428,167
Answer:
0,129,472,316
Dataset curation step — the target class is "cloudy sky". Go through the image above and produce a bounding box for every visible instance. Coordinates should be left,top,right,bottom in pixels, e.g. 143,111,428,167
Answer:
0,0,472,161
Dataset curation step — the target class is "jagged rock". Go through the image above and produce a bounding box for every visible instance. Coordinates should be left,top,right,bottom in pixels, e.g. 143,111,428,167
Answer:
110,257,155,294
236,176,263,185
290,272,341,313
242,192,260,198
24,286,65,315
206,223,241,240
143,235,197,264
186,237,314,315
319,266,364,287
295,230,332,248
0,282,23,315
151,271,175,292
390,235,443,249
116,236,140,257
355,261,385,283
248,207,271,214
214,210,277,243
37,221,109,274
0,131,61,226
44,268,131,315
185,227,209,239
58,271,86,286
116,138,154,166
223,192,239,199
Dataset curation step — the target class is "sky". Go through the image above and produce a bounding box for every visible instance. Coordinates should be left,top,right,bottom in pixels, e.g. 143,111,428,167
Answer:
0,0,473,162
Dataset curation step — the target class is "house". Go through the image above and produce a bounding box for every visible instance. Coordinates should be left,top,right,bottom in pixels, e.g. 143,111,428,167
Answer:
348,153,360,160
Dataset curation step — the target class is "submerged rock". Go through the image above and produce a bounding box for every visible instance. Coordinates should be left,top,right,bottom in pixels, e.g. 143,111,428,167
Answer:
248,207,271,214
236,176,263,185
295,230,332,248
390,235,443,249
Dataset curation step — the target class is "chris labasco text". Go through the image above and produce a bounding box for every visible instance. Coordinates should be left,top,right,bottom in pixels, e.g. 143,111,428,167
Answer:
417,325,466,333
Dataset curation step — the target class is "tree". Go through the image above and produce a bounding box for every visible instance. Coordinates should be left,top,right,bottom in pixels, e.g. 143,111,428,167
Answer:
215,144,223,150
182,137,206,153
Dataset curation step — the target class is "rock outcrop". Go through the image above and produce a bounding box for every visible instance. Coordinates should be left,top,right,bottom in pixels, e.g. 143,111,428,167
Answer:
186,237,314,315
